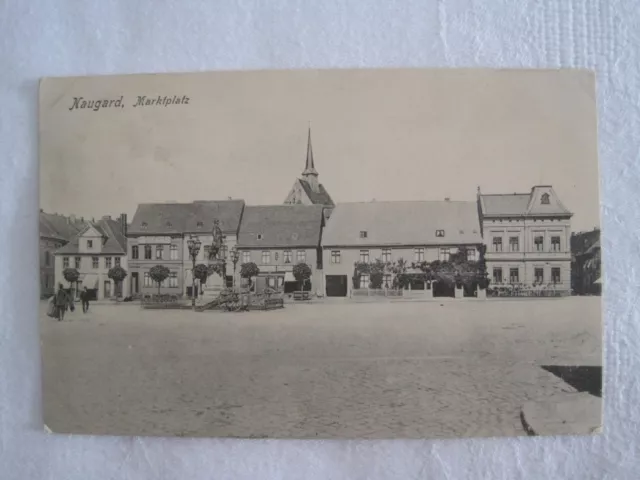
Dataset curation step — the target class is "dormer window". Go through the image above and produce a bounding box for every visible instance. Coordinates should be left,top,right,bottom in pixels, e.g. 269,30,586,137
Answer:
141,222,148,230
541,193,550,204
257,234,263,240
87,239,93,248
166,221,172,227
359,231,368,238
196,221,203,229
436,230,445,237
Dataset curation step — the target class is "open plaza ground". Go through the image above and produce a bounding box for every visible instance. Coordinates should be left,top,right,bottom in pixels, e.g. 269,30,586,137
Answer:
40,297,602,439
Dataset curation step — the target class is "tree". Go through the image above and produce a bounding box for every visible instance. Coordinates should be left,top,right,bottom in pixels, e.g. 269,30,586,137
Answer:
292,262,312,291
63,267,80,293
368,259,386,289
149,264,170,294
193,263,209,283
107,266,128,297
240,262,260,288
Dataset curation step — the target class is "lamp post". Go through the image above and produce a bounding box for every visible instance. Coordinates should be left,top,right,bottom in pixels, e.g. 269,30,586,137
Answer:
187,235,201,310
230,246,239,288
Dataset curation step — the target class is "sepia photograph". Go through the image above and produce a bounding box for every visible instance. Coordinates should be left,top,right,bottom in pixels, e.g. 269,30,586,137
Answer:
39,68,602,439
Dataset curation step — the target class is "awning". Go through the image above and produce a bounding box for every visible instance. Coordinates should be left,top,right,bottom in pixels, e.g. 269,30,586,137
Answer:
81,274,99,289
284,272,296,283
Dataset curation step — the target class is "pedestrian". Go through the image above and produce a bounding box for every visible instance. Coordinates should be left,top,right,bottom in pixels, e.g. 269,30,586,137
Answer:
54,283,69,322
80,286,90,313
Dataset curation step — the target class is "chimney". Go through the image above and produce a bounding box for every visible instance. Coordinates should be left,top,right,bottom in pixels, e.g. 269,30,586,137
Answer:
102,215,111,220
120,213,128,236
445,197,450,202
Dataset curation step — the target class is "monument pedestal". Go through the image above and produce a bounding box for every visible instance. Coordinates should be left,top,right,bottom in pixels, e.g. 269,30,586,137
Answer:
455,287,464,299
476,288,487,300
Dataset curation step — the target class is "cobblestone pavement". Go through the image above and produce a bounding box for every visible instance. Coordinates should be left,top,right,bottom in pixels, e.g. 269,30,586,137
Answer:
40,297,602,439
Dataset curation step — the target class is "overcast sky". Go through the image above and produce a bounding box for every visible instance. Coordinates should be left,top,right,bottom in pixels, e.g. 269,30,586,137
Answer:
40,68,600,231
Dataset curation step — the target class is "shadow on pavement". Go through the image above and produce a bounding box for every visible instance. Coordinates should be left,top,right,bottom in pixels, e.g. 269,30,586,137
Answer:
541,365,602,397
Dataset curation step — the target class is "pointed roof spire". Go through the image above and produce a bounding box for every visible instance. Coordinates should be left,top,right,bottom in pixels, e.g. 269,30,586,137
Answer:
302,124,318,176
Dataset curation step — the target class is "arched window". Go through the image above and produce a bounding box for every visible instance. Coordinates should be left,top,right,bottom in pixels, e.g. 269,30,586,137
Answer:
541,193,550,204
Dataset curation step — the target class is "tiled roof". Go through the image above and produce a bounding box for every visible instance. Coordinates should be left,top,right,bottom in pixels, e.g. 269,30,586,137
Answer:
322,201,483,247
128,200,245,235
39,212,85,241
298,179,334,206
479,194,532,216
55,218,126,255
237,205,324,247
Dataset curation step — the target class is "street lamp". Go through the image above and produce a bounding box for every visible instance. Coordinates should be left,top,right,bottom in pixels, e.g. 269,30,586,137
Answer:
187,235,201,310
230,246,239,288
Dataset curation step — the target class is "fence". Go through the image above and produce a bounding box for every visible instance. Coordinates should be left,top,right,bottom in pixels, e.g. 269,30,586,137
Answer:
487,284,570,298
352,288,404,297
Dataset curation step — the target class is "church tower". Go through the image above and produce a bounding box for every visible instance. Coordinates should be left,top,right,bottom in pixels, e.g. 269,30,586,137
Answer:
283,127,334,208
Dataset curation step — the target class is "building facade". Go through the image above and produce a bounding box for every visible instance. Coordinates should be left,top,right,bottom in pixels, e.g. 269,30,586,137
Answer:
478,186,572,290
39,211,86,297
127,200,245,297
321,201,483,297
54,215,128,300
236,204,325,293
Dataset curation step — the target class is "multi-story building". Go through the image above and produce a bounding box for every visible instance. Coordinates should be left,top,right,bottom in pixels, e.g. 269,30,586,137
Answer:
477,185,572,290
127,200,245,297
321,201,483,297
54,215,128,300
235,204,325,293
283,128,335,219
39,211,86,297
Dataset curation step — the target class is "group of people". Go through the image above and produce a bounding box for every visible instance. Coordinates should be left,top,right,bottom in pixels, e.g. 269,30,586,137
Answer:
49,284,92,321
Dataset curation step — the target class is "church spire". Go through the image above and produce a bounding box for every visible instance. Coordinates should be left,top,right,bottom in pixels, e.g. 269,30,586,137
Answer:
302,125,318,177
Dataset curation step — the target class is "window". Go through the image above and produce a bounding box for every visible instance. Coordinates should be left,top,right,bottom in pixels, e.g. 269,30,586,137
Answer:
551,236,561,252
105,257,112,269
284,250,292,263
140,222,148,230
170,244,178,260
169,272,178,288
45,251,51,266
63,257,69,268
534,267,544,284
92,257,99,269
144,245,152,259
131,245,139,259
435,230,445,237
509,268,519,283
196,221,203,229
166,221,172,228
534,236,544,252
493,267,503,283
541,193,550,204
381,248,391,262
439,248,450,262
242,251,251,263
262,251,270,264
144,272,151,287
414,248,425,262
297,250,306,263
509,236,519,252
360,274,370,289
492,237,503,252
466,249,476,261
552,267,561,284
87,240,93,249
331,250,341,264
257,234,263,240
383,274,392,288
115,257,121,267
203,245,210,260
75,257,81,269
155,245,163,260
359,250,370,263
359,231,368,238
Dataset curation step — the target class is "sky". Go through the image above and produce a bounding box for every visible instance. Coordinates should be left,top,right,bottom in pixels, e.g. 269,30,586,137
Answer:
40,68,600,232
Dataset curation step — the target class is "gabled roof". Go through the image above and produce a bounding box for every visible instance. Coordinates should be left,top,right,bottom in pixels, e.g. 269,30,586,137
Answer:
39,212,85,241
298,179,335,206
54,218,126,255
479,186,571,217
237,205,324,248
128,200,245,235
322,201,483,247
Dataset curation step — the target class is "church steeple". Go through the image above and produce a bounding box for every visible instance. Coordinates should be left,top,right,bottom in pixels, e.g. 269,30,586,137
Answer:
301,125,319,191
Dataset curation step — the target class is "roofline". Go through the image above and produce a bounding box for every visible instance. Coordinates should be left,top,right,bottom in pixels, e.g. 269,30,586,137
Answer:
330,199,477,205
236,244,320,249
321,241,484,249
481,212,573,218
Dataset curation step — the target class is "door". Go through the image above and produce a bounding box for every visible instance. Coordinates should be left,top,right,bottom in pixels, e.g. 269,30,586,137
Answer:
326,275,348,297
131,272,139,295
104,280,111,298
